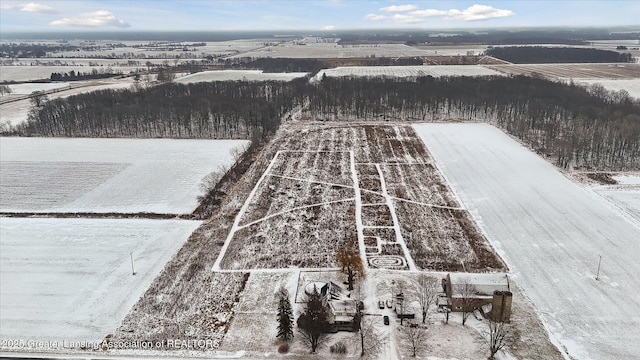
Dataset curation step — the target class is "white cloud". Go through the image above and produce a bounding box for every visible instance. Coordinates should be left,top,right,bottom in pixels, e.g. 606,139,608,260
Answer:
49,10,130,28
446,4,514,21
371,3,515,24
380,4,418,13
21,2,58,14
409,9,448,18
392,14,423,24
365,13,387,21
0,3,18,10
321,25,336,30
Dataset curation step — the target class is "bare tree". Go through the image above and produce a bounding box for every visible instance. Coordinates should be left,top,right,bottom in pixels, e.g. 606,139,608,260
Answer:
29,90,48,108
353,314,386,358
459,279,476,326
395,280,407,325
400,326,428,357
0,85,12,96
416,275,439,324
487,317,510,359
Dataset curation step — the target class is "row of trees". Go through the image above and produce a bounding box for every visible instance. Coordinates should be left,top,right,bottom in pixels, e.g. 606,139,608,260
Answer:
16,79,307,139
305,76,639,170
10,75,638,171
50,69,124,81
486,46,635,63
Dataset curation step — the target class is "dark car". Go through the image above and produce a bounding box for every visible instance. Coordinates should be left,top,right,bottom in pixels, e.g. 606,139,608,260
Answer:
383,315,390,325
378,300,385,309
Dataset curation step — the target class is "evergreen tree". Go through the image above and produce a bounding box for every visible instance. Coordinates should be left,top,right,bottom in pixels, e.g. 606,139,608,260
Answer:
276,291,294,342
297,285,329,353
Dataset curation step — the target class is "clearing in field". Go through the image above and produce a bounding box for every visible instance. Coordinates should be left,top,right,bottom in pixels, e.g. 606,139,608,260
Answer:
316,65,505,79
215,124,506,272
175,69,308,83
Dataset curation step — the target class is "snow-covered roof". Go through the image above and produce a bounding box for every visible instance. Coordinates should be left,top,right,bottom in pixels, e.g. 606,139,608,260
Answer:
448,273,510,298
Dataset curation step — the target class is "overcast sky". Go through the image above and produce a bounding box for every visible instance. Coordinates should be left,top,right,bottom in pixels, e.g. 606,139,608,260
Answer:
1,0,638,32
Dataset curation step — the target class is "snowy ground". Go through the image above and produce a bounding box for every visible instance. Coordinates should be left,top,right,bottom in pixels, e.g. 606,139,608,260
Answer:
0,137,248,214
0,78,136,127
225,43,430,59
315,65,504,79
591,174,640,224
219,267,561,359
414,123,640,360
0,66,142,82
573,79,640,99
176,70,308,83
0,217,201,347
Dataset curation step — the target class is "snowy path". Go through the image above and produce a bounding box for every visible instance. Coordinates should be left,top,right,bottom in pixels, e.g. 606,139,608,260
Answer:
213,146,457,272
374,164,417,271
212,151,281,270
351,151,368,268
414,123,640,360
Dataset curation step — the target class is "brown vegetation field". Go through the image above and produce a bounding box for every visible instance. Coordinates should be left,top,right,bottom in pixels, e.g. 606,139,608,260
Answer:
218,122,506,272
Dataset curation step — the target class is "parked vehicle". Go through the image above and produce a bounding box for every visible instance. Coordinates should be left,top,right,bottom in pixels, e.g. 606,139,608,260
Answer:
386,298,393,308
383,315,390,325
378,300,385,309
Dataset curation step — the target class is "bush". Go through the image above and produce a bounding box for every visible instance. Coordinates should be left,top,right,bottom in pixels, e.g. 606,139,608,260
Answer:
330,341,347,354
278,343,289,353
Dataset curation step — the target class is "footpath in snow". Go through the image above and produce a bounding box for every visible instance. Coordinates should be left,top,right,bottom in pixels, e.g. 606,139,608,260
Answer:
414,123,640,360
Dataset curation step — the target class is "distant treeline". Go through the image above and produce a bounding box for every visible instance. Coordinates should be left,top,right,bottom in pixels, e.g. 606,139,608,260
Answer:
305,76,639,170
0,43,78,58
50,70,124,81
338,29,640,45
9,75,638,170
486,46,635,64
16,79,307,139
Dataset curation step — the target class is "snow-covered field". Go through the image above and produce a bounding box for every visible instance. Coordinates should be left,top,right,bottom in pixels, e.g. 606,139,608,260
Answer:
414,123,640,360
0,66,141,82
0,79,136,127
596,189,640,224
0,217,201,345
227,43,430,59
316,65,504,79
573,79,640,99
176,69,308,83
486,63,640,80
0,82,72,95
0,137,248,214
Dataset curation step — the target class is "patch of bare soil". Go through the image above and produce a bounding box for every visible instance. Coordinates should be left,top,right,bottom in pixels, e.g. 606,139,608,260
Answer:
585,172,618,185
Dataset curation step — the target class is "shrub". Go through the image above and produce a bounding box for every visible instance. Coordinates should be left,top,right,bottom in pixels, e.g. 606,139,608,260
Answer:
278,343,290,353
330,341,347,354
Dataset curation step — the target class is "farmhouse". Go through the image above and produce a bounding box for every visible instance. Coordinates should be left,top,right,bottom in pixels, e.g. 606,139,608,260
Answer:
304,281,360,332
442,273,511,319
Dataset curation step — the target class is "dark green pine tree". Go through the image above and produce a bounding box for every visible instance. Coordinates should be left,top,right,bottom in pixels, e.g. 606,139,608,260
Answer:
276,295,294,341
